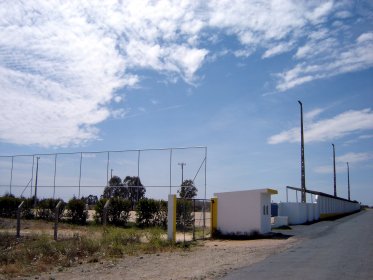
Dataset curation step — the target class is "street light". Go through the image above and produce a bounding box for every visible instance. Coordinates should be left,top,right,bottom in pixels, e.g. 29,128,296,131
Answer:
332,144,337,197
298,101,306,203
178,162,186,184
347,162,350,200
34,156,40,207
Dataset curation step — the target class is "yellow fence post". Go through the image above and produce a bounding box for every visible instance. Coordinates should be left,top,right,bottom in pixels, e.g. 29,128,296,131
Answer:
211,197,218,237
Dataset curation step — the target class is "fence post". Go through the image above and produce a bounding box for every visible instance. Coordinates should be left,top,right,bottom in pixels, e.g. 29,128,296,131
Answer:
192,199,196,241
103,199,110,227
167,194,176,242
210,197,218,238
16,201,24,238
54,201,62,241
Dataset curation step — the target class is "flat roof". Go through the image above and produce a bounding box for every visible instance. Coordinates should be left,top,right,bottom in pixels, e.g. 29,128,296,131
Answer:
215,188,278,196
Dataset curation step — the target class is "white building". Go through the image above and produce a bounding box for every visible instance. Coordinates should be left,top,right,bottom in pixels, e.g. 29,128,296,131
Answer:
214,188,278,235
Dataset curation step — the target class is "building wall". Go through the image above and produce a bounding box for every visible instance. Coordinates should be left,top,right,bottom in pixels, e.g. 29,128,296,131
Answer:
215,189,274,234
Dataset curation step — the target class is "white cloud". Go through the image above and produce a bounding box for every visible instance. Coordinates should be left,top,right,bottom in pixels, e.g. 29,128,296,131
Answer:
336,152,373,164
314,152,373,174
268,108,373,144
0,0,371,147
314,164,345,174
277,31,373,91
304,108,325,121
262,42,294,58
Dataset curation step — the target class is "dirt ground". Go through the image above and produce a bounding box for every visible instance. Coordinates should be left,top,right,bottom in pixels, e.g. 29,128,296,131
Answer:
18,235,298,280
1,216,300,280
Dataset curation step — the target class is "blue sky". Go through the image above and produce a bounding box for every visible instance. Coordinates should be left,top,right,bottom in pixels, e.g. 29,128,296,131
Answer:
0,1,372,205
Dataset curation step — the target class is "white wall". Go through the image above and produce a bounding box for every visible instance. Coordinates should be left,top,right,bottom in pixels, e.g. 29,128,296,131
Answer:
278,195,360,225
278,202,308,225
215,189,275,234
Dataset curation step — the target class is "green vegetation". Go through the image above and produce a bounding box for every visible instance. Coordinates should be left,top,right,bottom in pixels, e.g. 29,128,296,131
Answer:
0,224,174,278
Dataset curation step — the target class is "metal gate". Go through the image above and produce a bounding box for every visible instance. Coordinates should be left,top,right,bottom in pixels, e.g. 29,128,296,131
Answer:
176,198,211,242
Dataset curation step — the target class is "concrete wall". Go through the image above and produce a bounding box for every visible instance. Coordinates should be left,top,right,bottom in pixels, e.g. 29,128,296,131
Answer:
278,195,360,225
316,195,360,218
278,202,308,225
214,189,276,234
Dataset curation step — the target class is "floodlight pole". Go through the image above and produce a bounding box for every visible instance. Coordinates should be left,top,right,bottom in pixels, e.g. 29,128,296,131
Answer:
332,144,337,197
298,101,306,203
178,162,186,184
34,156,40,207
347,162,350,200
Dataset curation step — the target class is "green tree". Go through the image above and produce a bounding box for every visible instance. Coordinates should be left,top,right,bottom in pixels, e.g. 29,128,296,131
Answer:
178,179,198,199
123,176,146,208
102,175,128,199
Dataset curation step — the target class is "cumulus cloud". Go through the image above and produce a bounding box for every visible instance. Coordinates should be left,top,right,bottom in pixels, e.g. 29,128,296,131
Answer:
336,152,373,164
314,152,373,174
0,0,371,147
277,31,373,91
268,108,373,144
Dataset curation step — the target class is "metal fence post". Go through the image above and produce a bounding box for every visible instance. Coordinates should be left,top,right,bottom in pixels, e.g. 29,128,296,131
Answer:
192,199,196,241
54,201,62,241
16,201,24,238
103,199,110,227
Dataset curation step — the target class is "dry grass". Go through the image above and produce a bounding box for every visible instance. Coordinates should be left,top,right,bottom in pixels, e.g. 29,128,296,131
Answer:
0,218,176,278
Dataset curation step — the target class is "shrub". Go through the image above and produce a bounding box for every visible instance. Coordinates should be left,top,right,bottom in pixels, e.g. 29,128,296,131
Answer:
95,197,131,226
36,198,65,221
109,197,131,226
153,200,168,228
0,195,20,218
136,199,167,227
176,199,194,230
66,197,87,225
0,195,36,219
20,197,35,219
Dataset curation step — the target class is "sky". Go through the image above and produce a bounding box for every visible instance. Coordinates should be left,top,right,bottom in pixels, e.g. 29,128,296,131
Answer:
0,0,372,205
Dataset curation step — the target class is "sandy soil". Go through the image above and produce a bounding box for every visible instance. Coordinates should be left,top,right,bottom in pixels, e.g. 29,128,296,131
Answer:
20,236,298,280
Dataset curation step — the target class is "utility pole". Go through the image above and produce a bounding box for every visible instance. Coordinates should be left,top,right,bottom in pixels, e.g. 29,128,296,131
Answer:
34,156,40,207
111,168,113,179
332,144,337,197
178,162,186,184
298,101,306,203
347,162,350,200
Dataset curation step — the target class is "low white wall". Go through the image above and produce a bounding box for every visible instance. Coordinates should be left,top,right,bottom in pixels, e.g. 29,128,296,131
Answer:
271,216,288,228
316,196,360,216
279,195,360,225
278,202,308,225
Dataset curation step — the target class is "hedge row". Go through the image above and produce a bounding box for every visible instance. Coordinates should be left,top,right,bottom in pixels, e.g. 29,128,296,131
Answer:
0,195,167,227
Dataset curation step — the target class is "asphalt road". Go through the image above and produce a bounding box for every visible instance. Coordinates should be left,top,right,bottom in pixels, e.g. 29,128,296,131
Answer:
221,210,373,280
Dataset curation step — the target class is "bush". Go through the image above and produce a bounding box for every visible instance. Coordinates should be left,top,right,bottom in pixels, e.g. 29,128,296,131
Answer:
94,197,131,226
0,194,20,218
154,200,168,228
176,199,194,230
20,197,35,219
36,198,65,221
66,197,88,225
136,199,167,227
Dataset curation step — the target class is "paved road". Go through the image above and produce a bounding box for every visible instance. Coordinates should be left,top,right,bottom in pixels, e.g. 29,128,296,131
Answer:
222,210,373,280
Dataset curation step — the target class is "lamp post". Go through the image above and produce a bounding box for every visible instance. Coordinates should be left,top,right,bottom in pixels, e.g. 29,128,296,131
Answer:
347,162,350,200
178,162,186,184
332,144,337,197
34,156,40,207
298,101,306,203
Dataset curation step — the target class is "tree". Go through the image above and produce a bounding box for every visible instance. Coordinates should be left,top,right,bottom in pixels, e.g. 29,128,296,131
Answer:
102,175,128,199
123,176,146,209
82,194,98,206
178,179,197,199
